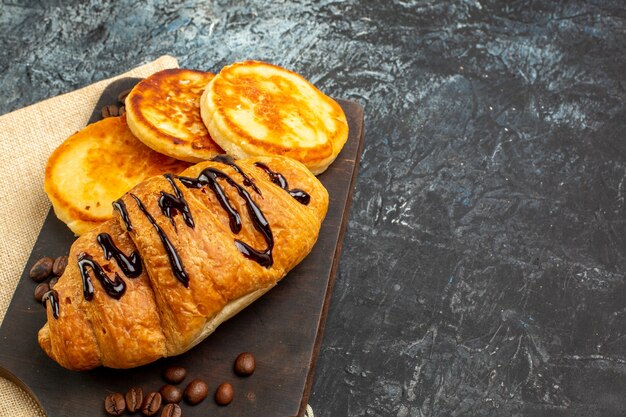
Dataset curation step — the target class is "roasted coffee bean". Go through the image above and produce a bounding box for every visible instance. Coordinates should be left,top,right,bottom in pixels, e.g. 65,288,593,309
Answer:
160,384,182,404
183,379,208,405
234,352,256,376
119,106,126,116
215,382,234,406
117,88,132,103
102,104,119,118
48,277,58,289
30,257,53,282
52,255,68,276
163,366,186,384
104,392,126,416
34,283,50,303
126,386,144,413
142,391,162,416
161,403,182,417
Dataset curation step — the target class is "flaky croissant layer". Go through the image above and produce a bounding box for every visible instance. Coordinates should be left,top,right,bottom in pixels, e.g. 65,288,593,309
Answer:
38,155,328,371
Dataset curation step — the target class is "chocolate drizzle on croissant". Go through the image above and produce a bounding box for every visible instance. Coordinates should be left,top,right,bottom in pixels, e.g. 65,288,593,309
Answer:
68,160,298,307
178,167,274,268
212,155,262,195
48,235,140,317
131,193,190,287
77,253,126,300
159,174,195,229
254,162,311,205
42,290,60,319
113,199,133,232
97,233,142,278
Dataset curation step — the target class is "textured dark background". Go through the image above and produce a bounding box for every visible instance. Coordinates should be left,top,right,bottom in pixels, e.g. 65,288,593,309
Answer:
2,1,626,416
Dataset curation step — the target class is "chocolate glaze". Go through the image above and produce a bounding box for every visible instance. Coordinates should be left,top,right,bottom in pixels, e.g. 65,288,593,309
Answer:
130,193,190,287
77,253,126,300
178,167,274,267
159,174,195,229
113,199,133,232
42,290,60,319
96,233,142,278
254,162,311,205
212,155,262,195
178,171,242,233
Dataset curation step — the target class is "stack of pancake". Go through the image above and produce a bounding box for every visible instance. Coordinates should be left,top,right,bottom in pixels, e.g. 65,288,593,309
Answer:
45,61,349,235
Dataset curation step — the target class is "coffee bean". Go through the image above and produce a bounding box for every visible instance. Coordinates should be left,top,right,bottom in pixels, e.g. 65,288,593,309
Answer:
126,386,144,413
34,283,50,303
183,379,208,405
102,104,119,118
30,257,53,282
215,382,234,406
161,403,182,417
160,384,182,404
104,392,126,416
163,366,186,384
234,352,256,376
52,255,68,277
117,88,132,104
119,106,126,116
142,391,162,416
49,277,58,289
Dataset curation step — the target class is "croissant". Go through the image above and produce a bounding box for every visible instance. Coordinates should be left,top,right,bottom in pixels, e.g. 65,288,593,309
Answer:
38,155,328,370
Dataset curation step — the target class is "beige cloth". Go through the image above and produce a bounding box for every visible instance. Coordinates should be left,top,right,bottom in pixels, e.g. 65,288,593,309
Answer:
0,55,179,416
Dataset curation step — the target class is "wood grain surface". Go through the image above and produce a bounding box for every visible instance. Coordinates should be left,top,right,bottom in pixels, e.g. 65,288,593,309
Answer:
0,77,364,417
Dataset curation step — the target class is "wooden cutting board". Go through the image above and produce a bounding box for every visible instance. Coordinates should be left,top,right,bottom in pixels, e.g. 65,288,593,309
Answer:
0,77,364,417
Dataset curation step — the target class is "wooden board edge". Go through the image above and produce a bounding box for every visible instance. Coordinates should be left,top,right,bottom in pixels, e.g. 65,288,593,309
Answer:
295,101,365,417
0,364,45,412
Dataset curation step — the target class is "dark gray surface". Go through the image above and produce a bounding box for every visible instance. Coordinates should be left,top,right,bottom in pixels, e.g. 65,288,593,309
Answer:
2,1,625,416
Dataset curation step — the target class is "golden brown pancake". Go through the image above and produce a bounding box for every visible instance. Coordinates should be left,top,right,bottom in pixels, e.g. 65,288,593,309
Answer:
125,68,223,162
200,61,349,175
44,116,191,235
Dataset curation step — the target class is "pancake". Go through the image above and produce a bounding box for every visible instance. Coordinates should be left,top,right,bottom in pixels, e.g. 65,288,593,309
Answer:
125,68,223,162
44,116,191,235
200,61,349,175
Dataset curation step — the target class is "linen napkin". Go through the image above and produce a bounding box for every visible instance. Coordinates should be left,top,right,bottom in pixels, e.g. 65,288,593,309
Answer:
0,55,179,417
